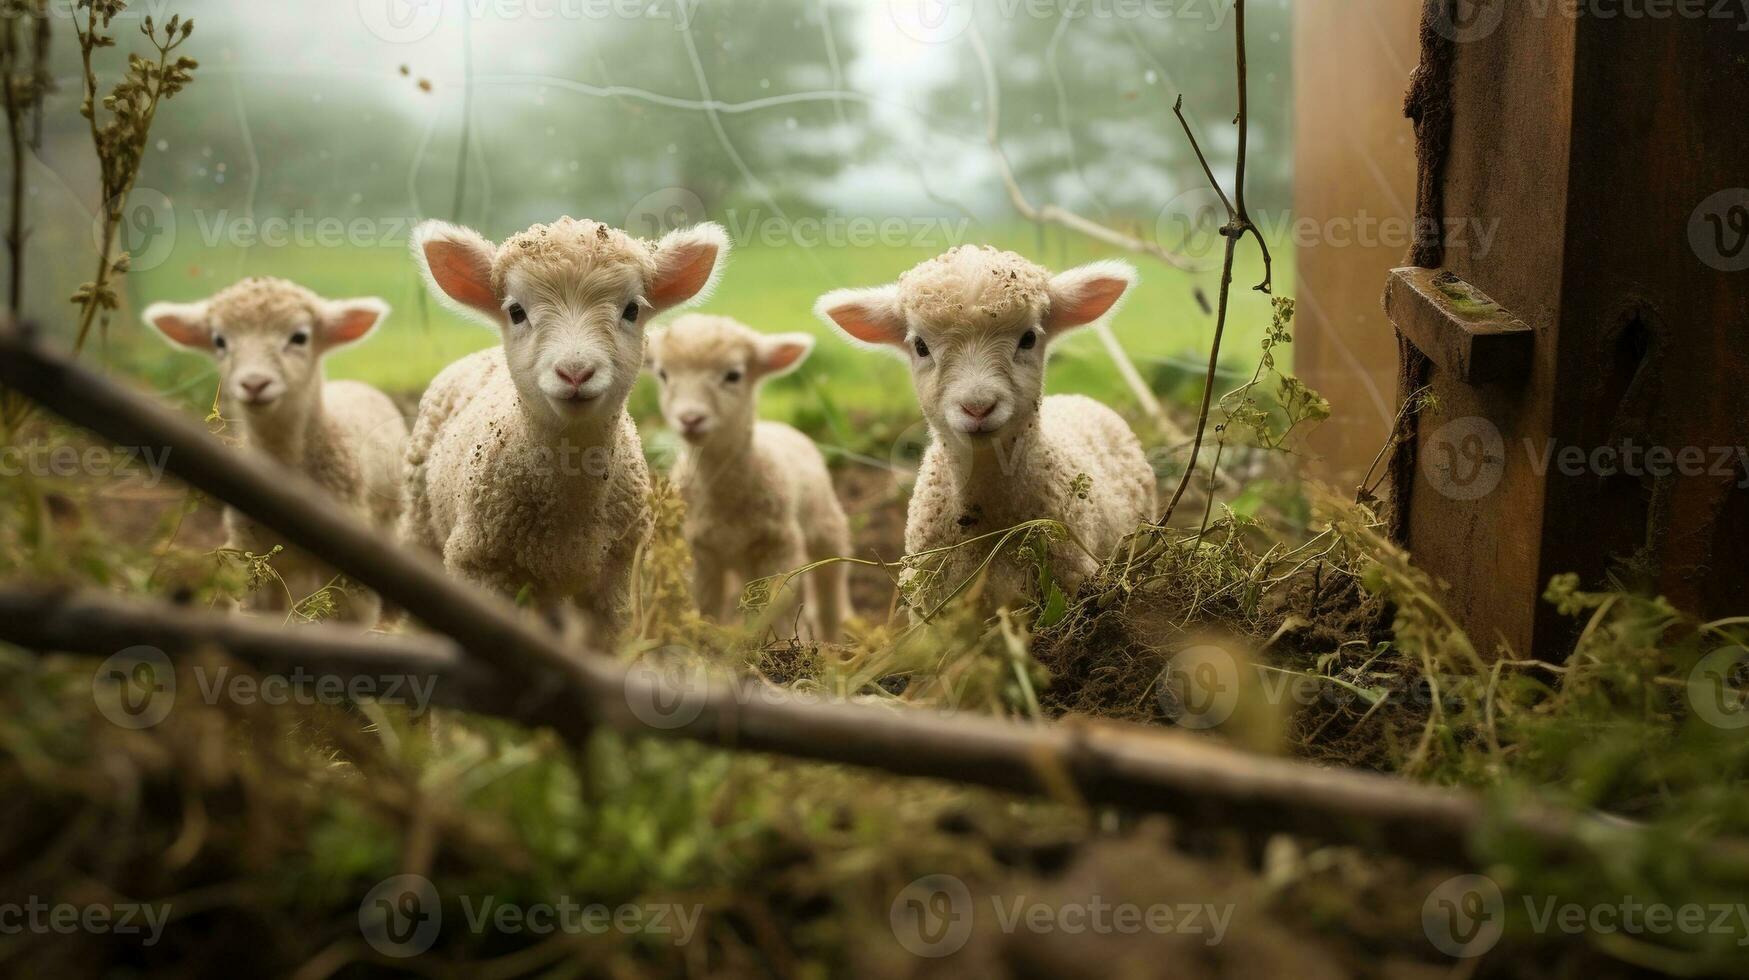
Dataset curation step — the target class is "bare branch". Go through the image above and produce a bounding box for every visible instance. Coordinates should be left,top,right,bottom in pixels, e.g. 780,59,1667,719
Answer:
1158,0,1272,526
969,24,1196,273
1171,94,1235,218
0,582,1654,869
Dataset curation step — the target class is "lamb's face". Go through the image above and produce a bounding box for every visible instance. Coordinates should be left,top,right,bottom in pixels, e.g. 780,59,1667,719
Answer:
497,252,647,425
646,314,814,447
143,278,387,416
815,247,1136,441
904,309,1048,438
414,217,729,432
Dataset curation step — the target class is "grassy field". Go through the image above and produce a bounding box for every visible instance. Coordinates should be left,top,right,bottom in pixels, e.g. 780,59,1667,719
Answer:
114,222,1290,443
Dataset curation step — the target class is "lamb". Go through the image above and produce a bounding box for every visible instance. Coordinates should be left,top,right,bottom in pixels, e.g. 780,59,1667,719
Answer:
143,277,407,626
645,314,851,640
815,245,1156,615
404,216,728,642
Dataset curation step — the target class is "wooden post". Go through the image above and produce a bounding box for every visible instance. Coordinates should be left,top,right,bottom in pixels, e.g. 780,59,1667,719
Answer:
1389,1,1749,656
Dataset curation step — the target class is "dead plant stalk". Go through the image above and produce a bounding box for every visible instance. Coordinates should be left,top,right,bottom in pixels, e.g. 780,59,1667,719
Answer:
1159,0,1273,527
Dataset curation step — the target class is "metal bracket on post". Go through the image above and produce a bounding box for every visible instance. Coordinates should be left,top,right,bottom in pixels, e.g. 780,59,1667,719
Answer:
1385,267,1534,384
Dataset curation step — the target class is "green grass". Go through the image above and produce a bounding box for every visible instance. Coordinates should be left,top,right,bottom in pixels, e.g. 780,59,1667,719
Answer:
116,221,1291,442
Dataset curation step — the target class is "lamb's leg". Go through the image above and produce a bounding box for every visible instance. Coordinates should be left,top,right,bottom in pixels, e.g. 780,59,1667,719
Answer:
580,566,634,649
694,553,727,623
808,563,849,642
747,536,813,640
806,522,852,643
333,581,383,630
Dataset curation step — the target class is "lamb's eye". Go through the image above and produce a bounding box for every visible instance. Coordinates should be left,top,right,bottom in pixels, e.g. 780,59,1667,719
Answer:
507,303,527,325
289,330,310,347
724,370,742,384
1018,329,1037,351
623,303,640,323
657,369,668,382
213,335,228,353
913,337,930,358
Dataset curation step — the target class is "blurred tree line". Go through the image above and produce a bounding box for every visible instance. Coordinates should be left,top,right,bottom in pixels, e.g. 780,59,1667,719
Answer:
6,0,1292,326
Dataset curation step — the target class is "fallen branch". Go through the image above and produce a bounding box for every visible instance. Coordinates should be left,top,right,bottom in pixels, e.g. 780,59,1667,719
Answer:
0,584,1591,866
0,583,544,724
0,320,1686,867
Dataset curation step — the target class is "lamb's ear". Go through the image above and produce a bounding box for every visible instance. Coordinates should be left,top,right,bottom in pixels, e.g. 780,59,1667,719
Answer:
648,222,729,313
815,285,907,349
320,297,390,349
753,332,815,378
1044,260,1136,332
414,220,500,324
142,300,213,351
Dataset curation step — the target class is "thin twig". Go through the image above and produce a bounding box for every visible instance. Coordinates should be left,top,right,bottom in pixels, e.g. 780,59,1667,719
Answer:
1158,0,1271,527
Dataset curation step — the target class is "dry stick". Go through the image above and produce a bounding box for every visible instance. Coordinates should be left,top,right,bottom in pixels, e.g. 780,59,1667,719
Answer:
0,322,1671,866
0,584,539,721
2,22,24,316
1158,0,1273,527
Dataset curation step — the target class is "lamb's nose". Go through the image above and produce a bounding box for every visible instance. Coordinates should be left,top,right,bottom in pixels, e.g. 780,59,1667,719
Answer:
240,378,270,398
678,412,707,432
959,400,997,420
554,365,596,388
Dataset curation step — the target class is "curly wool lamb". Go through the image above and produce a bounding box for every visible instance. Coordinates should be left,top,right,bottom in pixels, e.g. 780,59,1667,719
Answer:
646,314,851,640
816,245,1156,615
404,216,729,642
144,277,407,626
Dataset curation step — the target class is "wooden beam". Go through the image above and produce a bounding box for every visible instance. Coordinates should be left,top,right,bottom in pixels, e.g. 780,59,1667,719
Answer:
1385,266,1534,384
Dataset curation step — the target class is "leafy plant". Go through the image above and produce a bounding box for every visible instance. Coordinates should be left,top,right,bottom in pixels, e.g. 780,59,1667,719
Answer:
68,2,197,352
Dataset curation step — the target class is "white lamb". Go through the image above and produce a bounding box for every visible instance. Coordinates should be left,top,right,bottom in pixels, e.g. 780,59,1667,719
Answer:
815,245,1157,615
645,314,851,640
404,216,728,642
144,277,407,626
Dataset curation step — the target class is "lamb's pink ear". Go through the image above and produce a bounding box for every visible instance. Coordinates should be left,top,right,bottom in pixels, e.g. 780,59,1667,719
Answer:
814,285,907,348
754,332,815,377
1044,261,1137,332
648,222,729,312
413,220,500,323
142,301,212,351
321,297,390,348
